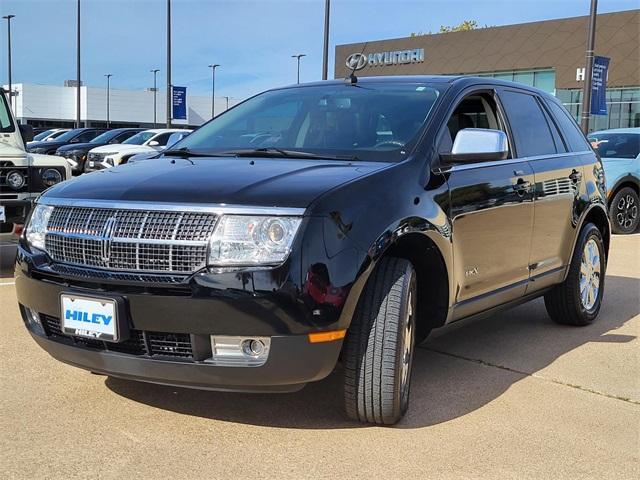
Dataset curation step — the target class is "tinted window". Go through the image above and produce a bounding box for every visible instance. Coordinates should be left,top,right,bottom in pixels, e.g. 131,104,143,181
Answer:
75,130,100,143
500,90,556,157
152,132,173,146
177,83,443,162
114,130,140,143
545,100,591,152
90,130,121,143
587,133,640,159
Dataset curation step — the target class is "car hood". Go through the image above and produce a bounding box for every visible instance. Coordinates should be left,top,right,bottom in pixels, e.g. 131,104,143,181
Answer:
57,142,107,152
89,144,152,154
43,156,391,208
27,140,69,151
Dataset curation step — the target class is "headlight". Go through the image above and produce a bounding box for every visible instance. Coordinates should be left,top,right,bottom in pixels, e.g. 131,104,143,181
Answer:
41,168,63,187
25,204,54,251
208,215,302,266
6,170,26,189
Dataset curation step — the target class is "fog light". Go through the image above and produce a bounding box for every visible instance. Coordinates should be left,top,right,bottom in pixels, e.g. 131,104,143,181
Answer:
207,336,271,367
24,307,45,335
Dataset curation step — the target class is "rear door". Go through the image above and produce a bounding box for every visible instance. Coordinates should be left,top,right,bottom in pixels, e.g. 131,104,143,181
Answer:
497,89,588,291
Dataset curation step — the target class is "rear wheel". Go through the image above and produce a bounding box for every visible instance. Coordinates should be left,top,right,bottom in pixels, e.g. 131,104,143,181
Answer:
343,257,417,425
609,187,639,234
544,223,605,326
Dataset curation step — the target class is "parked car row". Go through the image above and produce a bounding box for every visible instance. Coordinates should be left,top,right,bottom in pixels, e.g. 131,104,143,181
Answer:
26,127,191,175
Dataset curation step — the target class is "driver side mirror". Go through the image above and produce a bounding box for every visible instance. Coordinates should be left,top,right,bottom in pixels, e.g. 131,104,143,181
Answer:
440,128,508,163
19,124,34,144
148,140,160,147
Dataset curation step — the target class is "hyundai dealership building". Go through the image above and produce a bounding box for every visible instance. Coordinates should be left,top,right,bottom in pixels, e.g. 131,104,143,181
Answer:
334,10,639,132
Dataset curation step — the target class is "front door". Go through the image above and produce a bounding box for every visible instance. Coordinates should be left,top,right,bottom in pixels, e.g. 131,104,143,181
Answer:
439,91,535,320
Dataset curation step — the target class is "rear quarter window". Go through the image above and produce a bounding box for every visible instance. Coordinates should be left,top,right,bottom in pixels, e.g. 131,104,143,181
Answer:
545,100,591,152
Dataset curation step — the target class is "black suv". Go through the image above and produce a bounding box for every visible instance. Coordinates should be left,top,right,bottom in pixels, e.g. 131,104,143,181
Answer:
55,128,144,175
16,77,609,425
26,128,108,156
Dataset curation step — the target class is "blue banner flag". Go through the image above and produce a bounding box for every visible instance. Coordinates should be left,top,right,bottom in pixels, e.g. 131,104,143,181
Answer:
590,56,610,116
172,86,187,120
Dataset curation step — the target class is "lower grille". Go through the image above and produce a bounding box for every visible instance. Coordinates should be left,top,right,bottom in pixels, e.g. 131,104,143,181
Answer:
41,314,193,360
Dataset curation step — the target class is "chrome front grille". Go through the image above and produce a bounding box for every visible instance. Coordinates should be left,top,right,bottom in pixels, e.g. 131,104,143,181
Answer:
44,206,218,273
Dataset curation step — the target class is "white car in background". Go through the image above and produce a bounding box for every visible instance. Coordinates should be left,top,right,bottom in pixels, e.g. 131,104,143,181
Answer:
26,128,71,146
84,128,191,172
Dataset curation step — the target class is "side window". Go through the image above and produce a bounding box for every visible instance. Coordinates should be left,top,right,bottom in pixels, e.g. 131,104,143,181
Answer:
499,90,556,157
152,132,173,146
440,93,508,157
538,98,567,153
115,131,137,143
76,130,99,142
545,100,591,152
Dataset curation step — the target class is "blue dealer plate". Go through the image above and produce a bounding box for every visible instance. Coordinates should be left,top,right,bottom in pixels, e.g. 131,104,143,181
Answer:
60,294,119,342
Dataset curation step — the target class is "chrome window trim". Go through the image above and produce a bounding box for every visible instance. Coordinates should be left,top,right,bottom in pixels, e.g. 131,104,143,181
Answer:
443,150,593,172
37,197,307,216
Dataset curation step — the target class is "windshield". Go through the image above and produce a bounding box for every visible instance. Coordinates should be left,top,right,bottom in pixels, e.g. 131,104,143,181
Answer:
588,133,640,159
54,129,84,142
0,92,14,133
175,83,443,161
47,130,69,140
33,129,55,141
90,130,120,144
123,131,156,145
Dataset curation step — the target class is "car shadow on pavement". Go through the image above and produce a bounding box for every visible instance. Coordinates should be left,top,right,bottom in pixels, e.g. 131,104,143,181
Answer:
106,275,638,429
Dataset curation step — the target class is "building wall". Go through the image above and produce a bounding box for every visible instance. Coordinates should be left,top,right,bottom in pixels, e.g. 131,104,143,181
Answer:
334,10,639,90
5,83,238,128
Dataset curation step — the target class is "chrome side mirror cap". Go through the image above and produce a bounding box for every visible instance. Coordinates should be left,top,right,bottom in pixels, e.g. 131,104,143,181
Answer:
442,128,508,163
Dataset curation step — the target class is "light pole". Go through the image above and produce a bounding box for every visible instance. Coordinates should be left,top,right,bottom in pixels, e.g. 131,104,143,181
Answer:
76,0,81,128
104,74,112,128
322,0,330,80
166,0,172,128
150,69,159,128
2,14,15,111
291,54,306,84
580,0,598,134
208,64,220,118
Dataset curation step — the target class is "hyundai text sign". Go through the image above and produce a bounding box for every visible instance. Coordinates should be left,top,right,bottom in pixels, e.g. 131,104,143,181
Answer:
346,48,425,71
172,86,187,120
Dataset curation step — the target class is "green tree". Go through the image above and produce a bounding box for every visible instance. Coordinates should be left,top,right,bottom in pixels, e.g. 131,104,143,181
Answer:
439,19,479,33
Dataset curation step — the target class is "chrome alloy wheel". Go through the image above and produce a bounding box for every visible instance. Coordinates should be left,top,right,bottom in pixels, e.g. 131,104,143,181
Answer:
616,194,638,230
400,289,415,404
579,238,601,311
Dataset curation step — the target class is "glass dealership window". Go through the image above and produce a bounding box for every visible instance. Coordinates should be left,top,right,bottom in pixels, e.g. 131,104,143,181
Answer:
556,87,640,131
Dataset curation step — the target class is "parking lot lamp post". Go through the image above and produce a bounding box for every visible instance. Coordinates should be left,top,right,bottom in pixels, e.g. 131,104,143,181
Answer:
104,74,112,128
76,0,81,128
291,54,306,84
2,15,15,111
580,0,598,134
208,64,220,118
166,0,172,128
322,0,330,80
150,69,159,128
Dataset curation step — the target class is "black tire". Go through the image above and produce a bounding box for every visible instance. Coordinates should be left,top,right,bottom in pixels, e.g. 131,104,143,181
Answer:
544,223,606,326
343,257,417,425
609,187,639,234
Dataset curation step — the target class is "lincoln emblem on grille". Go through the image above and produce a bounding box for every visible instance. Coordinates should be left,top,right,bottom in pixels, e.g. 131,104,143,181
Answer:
100,215,118,263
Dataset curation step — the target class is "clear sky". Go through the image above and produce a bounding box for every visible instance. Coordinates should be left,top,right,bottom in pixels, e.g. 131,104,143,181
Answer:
1,0,637,100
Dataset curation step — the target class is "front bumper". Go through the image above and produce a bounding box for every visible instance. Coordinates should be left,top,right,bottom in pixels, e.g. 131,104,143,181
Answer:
15,250,344,392
26,328,340,392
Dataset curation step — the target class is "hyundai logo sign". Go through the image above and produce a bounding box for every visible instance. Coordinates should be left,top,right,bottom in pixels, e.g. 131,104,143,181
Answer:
345,48,425,70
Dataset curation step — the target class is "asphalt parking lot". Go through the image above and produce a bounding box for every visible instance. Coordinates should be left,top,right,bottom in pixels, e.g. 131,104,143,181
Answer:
0,235,638,479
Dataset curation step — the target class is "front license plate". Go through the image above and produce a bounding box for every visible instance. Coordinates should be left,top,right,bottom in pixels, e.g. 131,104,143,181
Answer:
61,294,119,342
89,161,95,167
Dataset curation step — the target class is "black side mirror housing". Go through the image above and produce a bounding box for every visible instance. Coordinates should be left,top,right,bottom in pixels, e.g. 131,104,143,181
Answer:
19,124,34,144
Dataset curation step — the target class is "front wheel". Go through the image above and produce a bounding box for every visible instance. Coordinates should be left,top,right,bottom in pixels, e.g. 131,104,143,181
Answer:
343,257,417,425
544,223,606,326
609,187,639,234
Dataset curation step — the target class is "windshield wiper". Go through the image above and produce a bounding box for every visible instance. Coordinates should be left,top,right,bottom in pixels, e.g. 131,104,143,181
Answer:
163,147,234,158
218,148,359,161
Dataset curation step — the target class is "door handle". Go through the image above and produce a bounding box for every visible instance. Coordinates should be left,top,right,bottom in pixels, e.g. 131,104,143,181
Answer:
569,169,583,183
